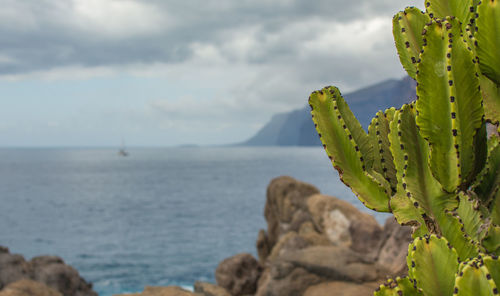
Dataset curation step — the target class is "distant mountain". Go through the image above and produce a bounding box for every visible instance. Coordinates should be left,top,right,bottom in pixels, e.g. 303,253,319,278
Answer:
241,76,417,146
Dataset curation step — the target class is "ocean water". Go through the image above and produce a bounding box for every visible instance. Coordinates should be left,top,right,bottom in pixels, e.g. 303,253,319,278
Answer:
0,147,389,295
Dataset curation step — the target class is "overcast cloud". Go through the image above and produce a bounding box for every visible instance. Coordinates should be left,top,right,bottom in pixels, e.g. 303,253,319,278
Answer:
0,0,423,146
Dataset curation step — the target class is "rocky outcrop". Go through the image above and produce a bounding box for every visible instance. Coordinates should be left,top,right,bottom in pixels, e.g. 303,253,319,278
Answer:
0,279,62,296
193,282,230,296
215,254,262,296
219,176,413,296
0,248,97,296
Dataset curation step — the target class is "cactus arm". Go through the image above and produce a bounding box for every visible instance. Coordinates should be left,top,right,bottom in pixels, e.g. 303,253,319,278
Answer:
368,109,397,193
395,277,423,295
393,8,431,79
482,224,500,255
409,235,459,296
456,192,487,241
476,0,500,85
425,0,474,21
387,108,428,234
437,211,480,260
454,260,498,295
484,255,500,288
399,105,457,217
492,190,500,225
416,18,484,192
309,87,390,212
375,277,423,296
470,121,488,186
390,190,429,237
473,136,500,205
388,109,405,185
480,75,500,124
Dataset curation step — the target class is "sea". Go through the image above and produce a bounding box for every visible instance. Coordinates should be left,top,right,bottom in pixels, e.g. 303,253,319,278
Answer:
0,147,390,295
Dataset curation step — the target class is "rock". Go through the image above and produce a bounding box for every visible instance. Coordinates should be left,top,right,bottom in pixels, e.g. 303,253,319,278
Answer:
114,286,199,296
30,256,97,296
306,194,383,255
303,281,380,296
250,177,414,296
263,176,320,251
0,279,62,296
266,232,308,262
255,265,322,296
215,253,261,296
376,217,412,276
0,252,31,290
0,247,97,296
193,282,230,296
256,230,270,264
256,245,380,296
282,246,378,283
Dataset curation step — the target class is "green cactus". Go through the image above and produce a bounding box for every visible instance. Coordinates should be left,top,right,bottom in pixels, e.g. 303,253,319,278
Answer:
309,0,500,294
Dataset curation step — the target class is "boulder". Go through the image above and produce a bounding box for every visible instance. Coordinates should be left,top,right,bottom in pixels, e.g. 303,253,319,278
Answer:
376,217,412,276
255,245,380,296
281,246,378,283
263,176,319,252
256,230,270,264
0,252,31,290
215,253,261,296
306,194,383,255
304,281,380,296
0,247,97,296
251,177,413,296
0,279,62,296
193,282,230,296
255,265,322,296
30,256,96,296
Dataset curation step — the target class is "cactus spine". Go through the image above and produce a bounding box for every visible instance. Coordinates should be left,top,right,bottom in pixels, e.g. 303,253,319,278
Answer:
309,0,500,294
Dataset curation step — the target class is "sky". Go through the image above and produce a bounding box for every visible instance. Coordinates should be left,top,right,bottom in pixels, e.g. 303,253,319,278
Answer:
0,0,424,147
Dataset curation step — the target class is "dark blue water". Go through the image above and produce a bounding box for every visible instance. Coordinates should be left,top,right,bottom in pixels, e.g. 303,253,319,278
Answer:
0,147,389,295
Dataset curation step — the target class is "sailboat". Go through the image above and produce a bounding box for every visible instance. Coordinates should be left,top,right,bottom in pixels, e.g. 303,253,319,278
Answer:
118,139,129,157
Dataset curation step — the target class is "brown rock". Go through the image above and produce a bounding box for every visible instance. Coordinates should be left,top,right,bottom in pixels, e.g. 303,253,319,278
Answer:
264,176,319,251
306,194,383,254
304,281,379,296
297,222,331,246
0,279,62,296
256,230,270,264
215,253,261,296
30,256,97,296
267,232,309,262
376,217,412,276
0,252,31,289
255,266,322,296
193,282,230,296
0,247,97,296
282,246,378,283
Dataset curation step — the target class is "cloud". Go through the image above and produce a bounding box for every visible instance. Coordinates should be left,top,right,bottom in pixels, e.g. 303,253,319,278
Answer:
0,0,425,145
0,0,423,75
